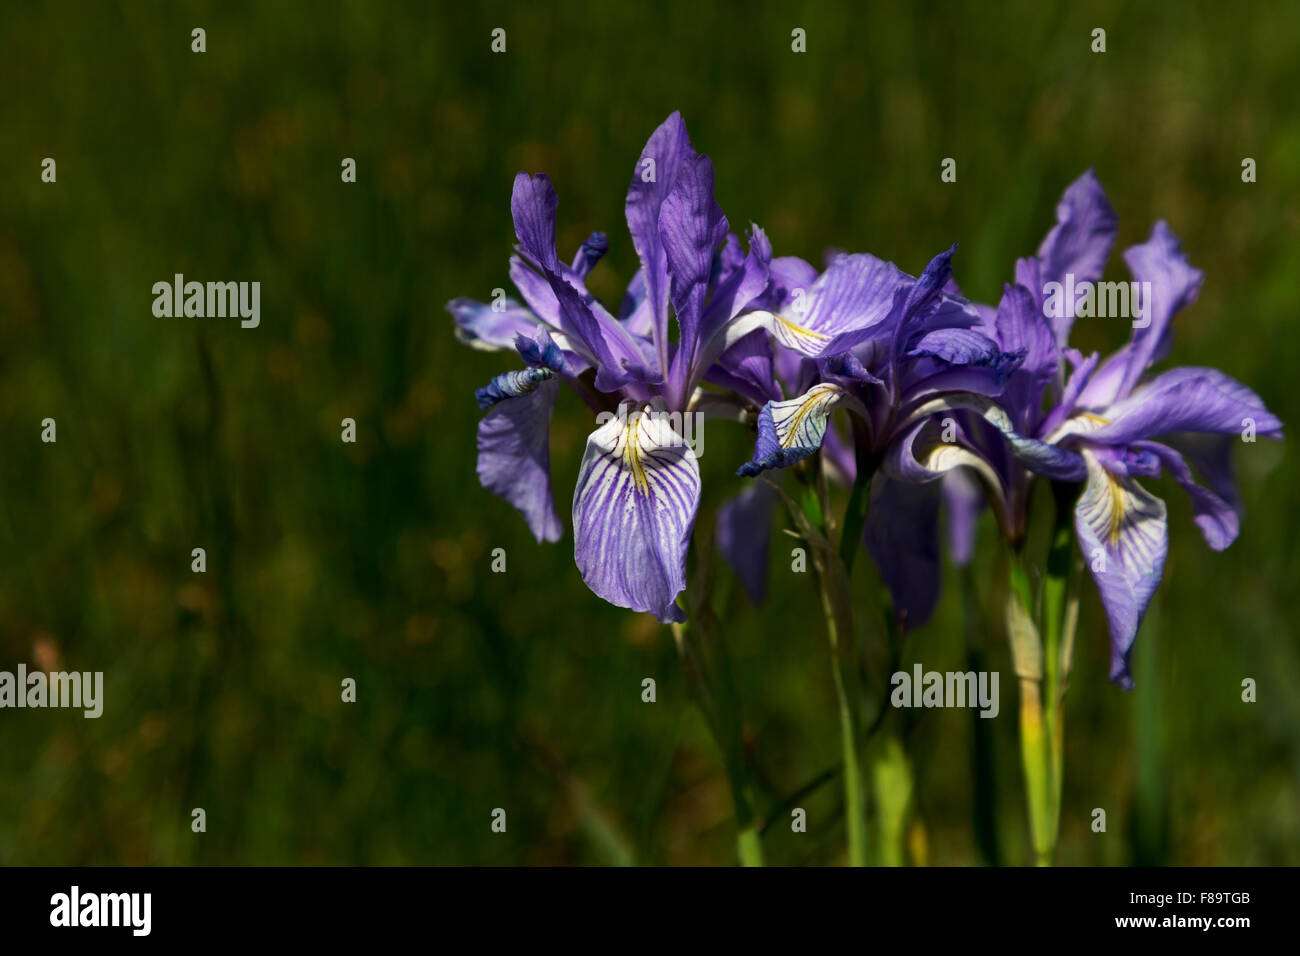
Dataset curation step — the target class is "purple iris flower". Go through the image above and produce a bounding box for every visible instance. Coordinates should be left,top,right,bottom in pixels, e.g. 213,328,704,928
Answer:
449,113,782,622
955,171,1283,686
731,245,1071,625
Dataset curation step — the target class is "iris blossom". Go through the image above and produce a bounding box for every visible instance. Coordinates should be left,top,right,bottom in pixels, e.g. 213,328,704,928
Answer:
730,245,1075,625
449,113,789,622
949,172,1283,685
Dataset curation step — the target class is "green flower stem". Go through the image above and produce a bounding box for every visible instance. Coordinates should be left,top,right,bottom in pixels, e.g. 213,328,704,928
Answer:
1041,483,1079,853
868,732,912,866
1006,547,1053,865
822,581,868,866
670,616,765,867
868,594,915,866
736,825,765,867
1006,485,1079,866
791,458,869,866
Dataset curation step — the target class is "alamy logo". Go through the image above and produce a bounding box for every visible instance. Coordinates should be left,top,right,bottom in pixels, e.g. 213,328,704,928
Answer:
50,886,151,936
0,664,102,718
1042,273,1153,328
152,273,260,328
595,405,707,457
890,664,1000,718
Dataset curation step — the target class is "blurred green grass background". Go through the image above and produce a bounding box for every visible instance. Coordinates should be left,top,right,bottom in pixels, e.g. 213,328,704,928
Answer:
0,0,1296,865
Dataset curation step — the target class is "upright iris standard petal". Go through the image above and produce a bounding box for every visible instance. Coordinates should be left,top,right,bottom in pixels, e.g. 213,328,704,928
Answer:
993,282,1058,429
1035,169,1119,345
508,172,661,388
626,112,698,372
701,226,773,335
1039,348,1100,437
737,383,867,477
476,374,563,544
898,245,959,327
1037,170,1118,285
572,403,701,622
660,152,730,404
686,225,773,382
1074,450,1169,688
1117,221,1204,395
542,260,661,392
1074,344,1133,409
511,172,562,271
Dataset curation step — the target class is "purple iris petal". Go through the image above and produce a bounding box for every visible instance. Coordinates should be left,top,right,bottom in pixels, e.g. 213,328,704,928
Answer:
942,469,983,567
1088,443,1163,479
766,255,819,306
514,327,565,371
1074,451,1169,688
993,282,1058,430
540,260,661,393
571,232,608,278
448,296,541,352
1137,440,1240,551
572,403,701,622
1163,432,1242,516
706,327,783,405
863,476,943,630
906,327,1014,367
476,375,563,544
660,152,730,405
766,253,908,357
618,268,648,322
898,245,959,329
896,349,1027,409
626,112,698,374
822,350,884,388
510,172,562,272
1088,366,1283,445
737,384,863,477
700,226,773,342
1116,221,1205,395
716,479,778,603
1035,170,1119,346
899,394,1087,482
508,172,663,390
1073,343,1133,409
1039,348,1100,437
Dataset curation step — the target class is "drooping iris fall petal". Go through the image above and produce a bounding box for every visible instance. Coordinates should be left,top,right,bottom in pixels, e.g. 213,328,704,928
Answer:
475,371,563,544
572,403,701,622
1074,450,1169,688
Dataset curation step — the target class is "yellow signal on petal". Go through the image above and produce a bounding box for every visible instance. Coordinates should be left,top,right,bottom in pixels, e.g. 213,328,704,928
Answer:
772,313,830,353
620,415,651,496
